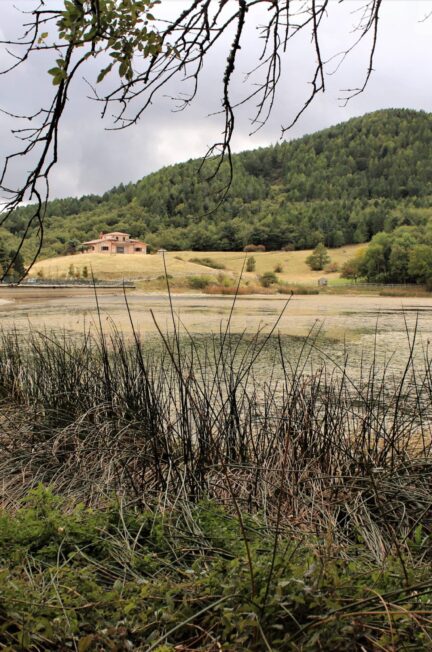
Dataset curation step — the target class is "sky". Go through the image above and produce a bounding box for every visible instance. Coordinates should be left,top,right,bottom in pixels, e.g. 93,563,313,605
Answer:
0,0,431,201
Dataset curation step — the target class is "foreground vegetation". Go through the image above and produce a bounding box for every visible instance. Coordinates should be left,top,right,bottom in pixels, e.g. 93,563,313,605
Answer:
1,488,432,651
1,297,432,649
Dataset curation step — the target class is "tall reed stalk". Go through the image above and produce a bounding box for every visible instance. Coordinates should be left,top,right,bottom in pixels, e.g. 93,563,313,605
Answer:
0,297,431,560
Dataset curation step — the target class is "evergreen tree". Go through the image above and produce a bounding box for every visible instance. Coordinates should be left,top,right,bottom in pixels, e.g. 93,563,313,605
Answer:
246,256,256,272
9,250,25,278
306,243,331,271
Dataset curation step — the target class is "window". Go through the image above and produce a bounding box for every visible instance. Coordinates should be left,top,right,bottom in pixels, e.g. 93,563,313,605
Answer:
101,246,109,251
134,247,141,252
116,246,125,253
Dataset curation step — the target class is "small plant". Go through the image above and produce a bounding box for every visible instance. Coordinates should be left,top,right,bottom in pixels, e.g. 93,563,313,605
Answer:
324,261,339,273
36,268,44,279
259,271,278,287
68,263,75,278
82,266,89,279
246,256,256,272
188,274,212,289
274,263,283,273
189,256,226,270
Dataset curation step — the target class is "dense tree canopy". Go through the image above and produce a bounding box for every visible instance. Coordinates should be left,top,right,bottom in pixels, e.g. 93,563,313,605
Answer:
353,225,432,286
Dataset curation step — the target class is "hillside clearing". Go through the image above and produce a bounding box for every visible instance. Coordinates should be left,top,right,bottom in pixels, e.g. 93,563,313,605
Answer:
30,244,365,285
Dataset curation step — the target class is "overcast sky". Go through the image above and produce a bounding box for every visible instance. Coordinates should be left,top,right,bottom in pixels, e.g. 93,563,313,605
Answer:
0,0,431,200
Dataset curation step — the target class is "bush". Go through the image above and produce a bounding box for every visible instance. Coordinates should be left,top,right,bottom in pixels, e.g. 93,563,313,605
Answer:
243,244,266,252
324,261,339,273
274,263,283,273
246,256,256,272
259,271,278,287
189,257,225,269
341,254,364,281
188,275,212,289
282,243,295,251
217,273,233,287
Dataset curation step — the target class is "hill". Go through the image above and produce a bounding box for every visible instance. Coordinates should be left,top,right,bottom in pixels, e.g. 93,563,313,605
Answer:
4,108,432,260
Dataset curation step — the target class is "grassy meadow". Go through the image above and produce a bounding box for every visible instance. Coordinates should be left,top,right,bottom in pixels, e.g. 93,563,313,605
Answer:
29,244,366,287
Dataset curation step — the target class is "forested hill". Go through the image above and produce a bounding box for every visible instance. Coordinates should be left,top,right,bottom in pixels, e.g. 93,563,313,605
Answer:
5,108,432,257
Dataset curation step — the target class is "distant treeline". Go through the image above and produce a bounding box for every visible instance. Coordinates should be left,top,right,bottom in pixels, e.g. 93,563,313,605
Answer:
2,108,432,260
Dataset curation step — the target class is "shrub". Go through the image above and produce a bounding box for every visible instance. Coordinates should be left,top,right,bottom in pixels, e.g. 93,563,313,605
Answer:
259,271,278,287
189,257,225,269
282,243,295,251
216,273,233,287
188,275,212,289
341,254,364,281
246,256,256,272
324,261,339,273
274,263,283,273
82,266,89,279
243,244,266,252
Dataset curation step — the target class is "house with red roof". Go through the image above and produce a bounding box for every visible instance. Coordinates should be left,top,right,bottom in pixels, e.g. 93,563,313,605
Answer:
81,232,147,255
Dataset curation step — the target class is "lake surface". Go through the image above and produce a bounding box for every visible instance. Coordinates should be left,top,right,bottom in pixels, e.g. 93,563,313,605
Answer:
0,288,431,374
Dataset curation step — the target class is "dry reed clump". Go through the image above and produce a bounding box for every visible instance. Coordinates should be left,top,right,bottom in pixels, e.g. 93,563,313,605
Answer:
0,300,432,563
203,283,274,295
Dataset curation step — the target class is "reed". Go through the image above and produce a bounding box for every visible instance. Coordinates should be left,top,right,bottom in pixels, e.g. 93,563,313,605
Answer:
0,299,431,562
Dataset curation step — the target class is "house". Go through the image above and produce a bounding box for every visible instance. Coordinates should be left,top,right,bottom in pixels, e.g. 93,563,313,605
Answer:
81,232,147,254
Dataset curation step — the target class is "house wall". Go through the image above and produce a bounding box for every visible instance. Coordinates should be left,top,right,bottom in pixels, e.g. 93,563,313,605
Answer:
87,241,147,254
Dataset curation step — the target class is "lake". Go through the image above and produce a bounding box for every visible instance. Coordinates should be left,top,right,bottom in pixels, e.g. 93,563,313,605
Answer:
0,287,431,374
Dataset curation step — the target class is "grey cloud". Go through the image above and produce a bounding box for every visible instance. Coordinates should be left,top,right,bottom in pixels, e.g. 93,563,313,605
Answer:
1,1,432,200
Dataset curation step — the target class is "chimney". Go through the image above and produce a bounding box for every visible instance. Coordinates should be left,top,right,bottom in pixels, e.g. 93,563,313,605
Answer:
99,232,104,239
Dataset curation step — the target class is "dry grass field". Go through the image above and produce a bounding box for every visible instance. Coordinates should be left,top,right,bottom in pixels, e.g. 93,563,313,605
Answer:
31,244,366,285
30,252,222,281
